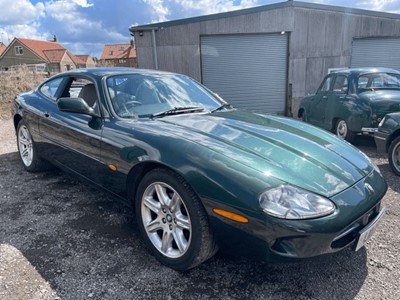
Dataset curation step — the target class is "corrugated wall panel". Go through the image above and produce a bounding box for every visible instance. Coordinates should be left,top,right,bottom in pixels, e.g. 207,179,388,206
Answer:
201,34,288,114
351,38,400,71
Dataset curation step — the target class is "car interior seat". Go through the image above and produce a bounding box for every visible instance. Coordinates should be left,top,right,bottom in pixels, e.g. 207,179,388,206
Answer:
78,83,98,107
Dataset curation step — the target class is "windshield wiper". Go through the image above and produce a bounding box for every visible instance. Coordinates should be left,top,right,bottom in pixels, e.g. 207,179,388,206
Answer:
211,103,232,113
151,106,205,119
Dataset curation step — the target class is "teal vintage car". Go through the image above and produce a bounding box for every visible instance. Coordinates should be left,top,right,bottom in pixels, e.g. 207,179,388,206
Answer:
298,68,400,142
13,68,387,270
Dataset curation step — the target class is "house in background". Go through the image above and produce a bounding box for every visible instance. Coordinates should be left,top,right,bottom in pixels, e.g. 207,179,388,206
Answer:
0,37,81,73
0,42,6,56
75,55,97,68
100,42,137,67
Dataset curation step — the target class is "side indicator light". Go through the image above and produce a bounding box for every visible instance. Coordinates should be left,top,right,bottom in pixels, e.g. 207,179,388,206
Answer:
213,208,249,223
108,164,118,171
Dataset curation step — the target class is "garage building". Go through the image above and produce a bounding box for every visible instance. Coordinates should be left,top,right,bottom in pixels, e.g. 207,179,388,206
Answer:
130,0,400,116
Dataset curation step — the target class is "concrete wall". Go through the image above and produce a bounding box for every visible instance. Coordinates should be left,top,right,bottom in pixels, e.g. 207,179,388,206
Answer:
133,4,400,116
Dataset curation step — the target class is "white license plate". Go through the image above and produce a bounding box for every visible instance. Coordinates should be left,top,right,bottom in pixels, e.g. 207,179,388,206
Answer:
355,207,386,252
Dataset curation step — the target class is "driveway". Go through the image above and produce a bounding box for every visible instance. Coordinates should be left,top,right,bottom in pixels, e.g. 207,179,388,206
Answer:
0,119,399,300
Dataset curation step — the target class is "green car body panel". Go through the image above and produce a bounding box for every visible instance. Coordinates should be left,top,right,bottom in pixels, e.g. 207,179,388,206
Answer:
299,67,400,135
13,68,387,262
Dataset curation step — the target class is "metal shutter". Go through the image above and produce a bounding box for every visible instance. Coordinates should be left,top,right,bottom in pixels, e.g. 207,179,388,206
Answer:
201,34,288,114
351,38,400,71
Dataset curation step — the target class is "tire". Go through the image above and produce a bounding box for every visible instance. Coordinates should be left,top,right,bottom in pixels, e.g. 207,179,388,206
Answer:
335,119,355,143
135,168,218,270
388,136,400,176
17,120,49,172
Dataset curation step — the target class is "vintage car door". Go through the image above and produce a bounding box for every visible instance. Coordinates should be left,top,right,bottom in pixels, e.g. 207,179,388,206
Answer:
38,75,104,183
324,75,350,130
308,74,334,128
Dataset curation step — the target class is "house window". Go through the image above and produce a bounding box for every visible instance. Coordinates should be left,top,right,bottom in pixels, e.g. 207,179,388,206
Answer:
118,59,126,64
14,46,23,55
109,50,114,56
119,47,125,51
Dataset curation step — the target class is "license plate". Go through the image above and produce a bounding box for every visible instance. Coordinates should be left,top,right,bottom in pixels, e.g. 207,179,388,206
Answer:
355,207,386,252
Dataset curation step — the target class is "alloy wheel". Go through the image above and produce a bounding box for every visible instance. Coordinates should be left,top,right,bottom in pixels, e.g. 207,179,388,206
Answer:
141,182,192,258
18,124,34,167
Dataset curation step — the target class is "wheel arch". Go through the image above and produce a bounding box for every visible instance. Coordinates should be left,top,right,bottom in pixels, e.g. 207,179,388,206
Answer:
126,161,202,214
13,114,22,131
297,108,304,119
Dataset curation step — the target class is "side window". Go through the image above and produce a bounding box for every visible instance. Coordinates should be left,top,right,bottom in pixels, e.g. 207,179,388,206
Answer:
60,77,100,115
318,76,333,93
332,75,348,93
39,78,64,101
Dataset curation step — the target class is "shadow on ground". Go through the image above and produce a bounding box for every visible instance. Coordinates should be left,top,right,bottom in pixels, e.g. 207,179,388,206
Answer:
0,151,369,300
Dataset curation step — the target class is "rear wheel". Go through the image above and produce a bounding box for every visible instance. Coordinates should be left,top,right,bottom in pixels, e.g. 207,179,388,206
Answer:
135,168,217,270
17,120,49,172
335,119,355,143
388,136,400,176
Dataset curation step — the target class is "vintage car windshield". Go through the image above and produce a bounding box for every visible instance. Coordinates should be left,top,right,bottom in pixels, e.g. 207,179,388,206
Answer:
357,72,400,91
106,73,223,118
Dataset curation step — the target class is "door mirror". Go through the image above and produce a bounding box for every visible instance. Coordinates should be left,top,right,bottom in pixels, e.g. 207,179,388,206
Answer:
57,97,99,117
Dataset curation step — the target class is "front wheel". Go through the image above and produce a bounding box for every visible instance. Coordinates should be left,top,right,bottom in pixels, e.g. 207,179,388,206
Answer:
388,136,400,176
17,120,49,172
335,119,355,143
135,168,217,270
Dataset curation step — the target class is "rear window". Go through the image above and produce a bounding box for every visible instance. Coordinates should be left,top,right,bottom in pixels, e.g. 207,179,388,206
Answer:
357,72,400,90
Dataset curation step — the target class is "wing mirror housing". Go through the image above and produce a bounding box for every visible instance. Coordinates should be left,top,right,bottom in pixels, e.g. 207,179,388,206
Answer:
57,97,100,117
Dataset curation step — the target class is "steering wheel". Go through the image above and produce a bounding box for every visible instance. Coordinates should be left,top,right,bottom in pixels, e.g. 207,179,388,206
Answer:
113,93,141,116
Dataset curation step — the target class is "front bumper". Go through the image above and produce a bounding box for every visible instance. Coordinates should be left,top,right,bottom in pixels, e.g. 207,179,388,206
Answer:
374,131,390,153
209,170,387,262
361,127,378,135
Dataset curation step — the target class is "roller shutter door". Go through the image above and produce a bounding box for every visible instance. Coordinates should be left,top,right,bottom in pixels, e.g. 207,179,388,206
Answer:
351,38,400,71
201,34,288,114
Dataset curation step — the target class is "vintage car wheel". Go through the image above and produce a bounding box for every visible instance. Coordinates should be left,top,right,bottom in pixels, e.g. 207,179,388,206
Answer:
388,136,400,176
17,120,48,172
135,168,217,270
335,119,355,142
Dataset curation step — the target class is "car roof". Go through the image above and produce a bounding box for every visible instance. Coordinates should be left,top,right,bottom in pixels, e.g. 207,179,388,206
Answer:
331,67,400,76
55,67,177,79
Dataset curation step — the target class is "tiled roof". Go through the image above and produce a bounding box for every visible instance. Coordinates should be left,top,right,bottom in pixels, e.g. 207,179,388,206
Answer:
0,42,6,56
43,49,67,62
17,38,66,61
101,44,136,60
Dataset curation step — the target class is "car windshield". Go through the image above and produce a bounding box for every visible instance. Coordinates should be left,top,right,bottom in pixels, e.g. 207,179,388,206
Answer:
106,73,224,118
357,72,400,91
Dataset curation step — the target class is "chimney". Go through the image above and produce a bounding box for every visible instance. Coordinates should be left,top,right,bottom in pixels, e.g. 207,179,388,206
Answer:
130,38,135,48
53,35,57,42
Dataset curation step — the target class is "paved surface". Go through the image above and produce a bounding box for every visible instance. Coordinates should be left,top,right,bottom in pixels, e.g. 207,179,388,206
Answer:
0,119,399,299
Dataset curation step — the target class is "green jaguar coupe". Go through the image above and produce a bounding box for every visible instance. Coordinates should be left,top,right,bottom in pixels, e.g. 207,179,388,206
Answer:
298,67,400,142
13,68,387,270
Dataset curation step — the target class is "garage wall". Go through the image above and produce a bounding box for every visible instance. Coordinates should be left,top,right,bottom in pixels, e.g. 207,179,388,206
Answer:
133,2,400,117
351,38,400,70
201,34,288,114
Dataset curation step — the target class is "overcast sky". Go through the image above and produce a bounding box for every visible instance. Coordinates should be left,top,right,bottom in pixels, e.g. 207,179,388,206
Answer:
0,0,399,58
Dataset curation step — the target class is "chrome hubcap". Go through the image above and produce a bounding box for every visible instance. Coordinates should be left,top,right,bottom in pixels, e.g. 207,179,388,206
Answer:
337,120,347,138
141,182,191,258
18,125,33,167
393,143,400,172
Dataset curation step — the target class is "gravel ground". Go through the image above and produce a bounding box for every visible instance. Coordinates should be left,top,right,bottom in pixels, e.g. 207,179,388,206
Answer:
0,118,399,300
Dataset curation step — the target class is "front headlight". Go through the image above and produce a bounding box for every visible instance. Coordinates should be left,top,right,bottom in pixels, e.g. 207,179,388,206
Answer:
259,185,335,219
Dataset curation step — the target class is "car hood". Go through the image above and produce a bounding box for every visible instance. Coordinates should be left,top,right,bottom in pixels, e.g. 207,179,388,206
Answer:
157,110,373,198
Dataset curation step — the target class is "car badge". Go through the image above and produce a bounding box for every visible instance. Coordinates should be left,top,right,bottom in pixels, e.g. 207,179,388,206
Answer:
365,183,374,196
